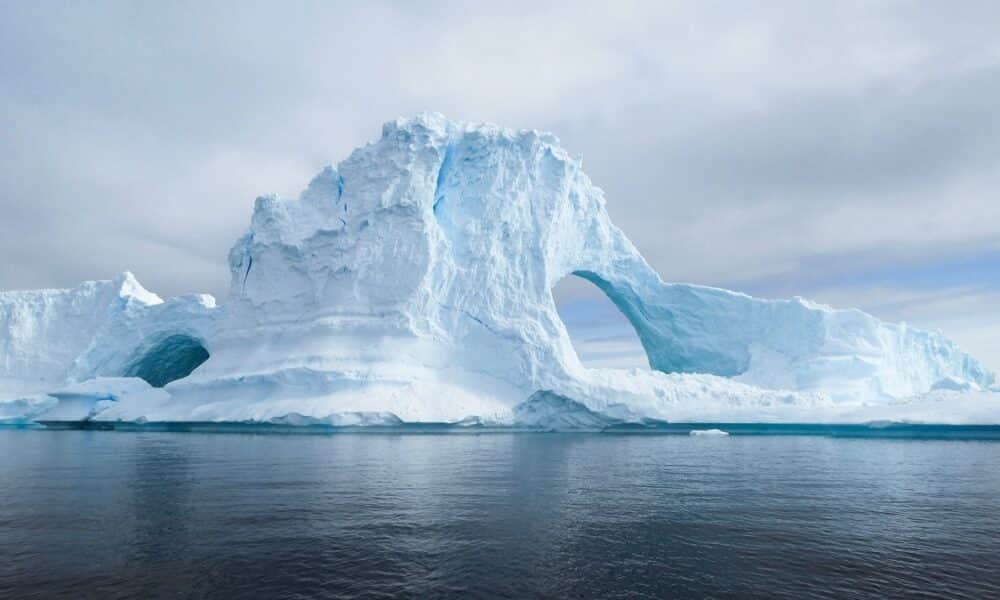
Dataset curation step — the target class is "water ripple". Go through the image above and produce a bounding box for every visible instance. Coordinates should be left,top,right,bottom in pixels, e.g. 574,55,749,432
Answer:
1,432,999,598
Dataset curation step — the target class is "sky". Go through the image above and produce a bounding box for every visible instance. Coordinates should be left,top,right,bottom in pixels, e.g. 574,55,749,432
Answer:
1,1,998,370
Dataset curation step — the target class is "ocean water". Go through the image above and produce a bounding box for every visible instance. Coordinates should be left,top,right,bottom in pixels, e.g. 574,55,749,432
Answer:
2,430,1000,599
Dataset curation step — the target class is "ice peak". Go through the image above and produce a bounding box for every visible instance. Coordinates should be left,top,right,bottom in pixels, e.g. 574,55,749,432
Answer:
113,271,162,306
379,112,453,148
299,166,341,204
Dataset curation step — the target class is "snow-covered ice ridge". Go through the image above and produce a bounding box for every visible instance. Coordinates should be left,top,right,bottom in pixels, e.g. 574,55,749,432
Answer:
2,114,997,427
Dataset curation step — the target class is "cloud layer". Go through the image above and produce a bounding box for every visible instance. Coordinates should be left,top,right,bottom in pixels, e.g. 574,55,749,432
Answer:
2,1,998,368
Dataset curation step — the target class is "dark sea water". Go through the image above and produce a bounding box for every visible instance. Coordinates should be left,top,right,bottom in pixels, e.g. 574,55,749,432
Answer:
2,429,1000,599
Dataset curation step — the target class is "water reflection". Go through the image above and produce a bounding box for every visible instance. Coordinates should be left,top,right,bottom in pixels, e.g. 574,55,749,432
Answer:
1,431,1000,599
129,436,194,565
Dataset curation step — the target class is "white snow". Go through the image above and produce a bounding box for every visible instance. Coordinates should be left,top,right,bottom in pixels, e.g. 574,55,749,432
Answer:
0,114,996,427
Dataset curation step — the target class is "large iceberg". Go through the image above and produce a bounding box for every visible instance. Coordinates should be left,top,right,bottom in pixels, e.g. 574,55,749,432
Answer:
1,114,996,426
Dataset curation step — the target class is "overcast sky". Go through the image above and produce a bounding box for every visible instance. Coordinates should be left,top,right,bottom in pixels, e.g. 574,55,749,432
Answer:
2,1,998,369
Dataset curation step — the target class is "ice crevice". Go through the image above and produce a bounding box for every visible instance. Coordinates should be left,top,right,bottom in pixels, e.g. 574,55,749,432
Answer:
433,139,456,215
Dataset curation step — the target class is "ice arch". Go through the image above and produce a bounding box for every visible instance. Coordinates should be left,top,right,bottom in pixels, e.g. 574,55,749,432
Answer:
553,272,649,370
566,269,750,377
123,334,210,387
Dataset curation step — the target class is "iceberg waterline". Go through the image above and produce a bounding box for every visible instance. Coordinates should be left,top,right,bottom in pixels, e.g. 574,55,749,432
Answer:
1,114,997,427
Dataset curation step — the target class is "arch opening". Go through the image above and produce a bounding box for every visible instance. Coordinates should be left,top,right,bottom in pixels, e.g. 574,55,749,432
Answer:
552,273,650,370
124,334,210,387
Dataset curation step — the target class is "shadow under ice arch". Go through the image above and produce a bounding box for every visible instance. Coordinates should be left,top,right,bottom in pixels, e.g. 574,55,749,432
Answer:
123,334,210,388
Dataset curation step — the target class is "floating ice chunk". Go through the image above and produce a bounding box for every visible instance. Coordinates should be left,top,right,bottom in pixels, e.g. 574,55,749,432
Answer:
689,428,730,436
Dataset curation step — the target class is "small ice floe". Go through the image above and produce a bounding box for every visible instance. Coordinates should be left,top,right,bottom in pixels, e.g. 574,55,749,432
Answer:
689,428,730,436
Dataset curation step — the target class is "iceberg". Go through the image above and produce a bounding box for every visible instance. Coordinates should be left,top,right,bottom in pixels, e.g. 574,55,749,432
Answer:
1,114,995,426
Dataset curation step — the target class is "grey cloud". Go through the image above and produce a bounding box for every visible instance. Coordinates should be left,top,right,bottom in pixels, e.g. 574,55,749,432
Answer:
1,1,998,367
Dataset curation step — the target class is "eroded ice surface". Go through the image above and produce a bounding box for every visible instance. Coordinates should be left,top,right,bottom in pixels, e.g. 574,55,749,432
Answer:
1,114,995,426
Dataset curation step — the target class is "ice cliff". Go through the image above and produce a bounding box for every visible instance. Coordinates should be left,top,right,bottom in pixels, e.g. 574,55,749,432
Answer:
1,114,996,426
